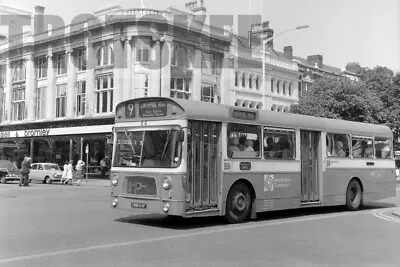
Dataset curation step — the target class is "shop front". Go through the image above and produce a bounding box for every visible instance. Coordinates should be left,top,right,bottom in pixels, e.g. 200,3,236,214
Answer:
0,118,114,178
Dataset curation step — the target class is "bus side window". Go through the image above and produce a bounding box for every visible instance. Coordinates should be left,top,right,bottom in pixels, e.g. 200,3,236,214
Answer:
374,137,392,159
327,133,350,157
352,137,374,158
263,128,295,160
227,123,261,159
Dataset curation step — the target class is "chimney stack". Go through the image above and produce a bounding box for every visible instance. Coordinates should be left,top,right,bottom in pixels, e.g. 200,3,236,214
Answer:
33,6,45,34
185,0,206,15
283,46,293,60
307,54,323,69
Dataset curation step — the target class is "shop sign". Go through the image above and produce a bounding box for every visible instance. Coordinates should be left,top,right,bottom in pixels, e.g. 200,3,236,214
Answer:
0,131,10,139
24,129,51,137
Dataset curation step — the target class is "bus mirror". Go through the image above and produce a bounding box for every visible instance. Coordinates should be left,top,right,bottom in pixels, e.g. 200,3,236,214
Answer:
178,130,185,143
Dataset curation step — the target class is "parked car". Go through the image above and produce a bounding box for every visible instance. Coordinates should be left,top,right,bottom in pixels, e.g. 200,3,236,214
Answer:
30,163,63,184
0,160,21,184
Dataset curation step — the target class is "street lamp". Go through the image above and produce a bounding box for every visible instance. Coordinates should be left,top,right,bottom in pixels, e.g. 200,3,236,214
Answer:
262,25,309,108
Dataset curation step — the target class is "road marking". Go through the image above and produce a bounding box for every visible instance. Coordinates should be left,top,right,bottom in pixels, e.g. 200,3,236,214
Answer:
0,208,378,264
371,209,400,223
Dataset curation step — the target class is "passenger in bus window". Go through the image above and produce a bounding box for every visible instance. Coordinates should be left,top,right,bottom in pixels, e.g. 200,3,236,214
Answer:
238,136,247,151
264,137,276,158
335,141,346,157
228,137,240,157
244,139,254,152
281,141,293,159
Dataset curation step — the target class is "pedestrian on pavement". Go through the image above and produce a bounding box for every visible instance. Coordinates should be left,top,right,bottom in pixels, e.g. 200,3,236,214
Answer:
60,161,68,184
63,160,74,185
75,159,85,185
19,157,32,187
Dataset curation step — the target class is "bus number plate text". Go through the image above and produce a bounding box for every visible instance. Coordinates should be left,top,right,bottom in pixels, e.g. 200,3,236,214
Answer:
131,202,147,209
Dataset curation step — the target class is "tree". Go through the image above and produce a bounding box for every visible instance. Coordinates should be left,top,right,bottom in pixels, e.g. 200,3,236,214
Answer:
291,76,384,123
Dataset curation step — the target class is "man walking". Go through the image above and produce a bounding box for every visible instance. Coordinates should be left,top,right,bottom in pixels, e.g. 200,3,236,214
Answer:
19,157,32,187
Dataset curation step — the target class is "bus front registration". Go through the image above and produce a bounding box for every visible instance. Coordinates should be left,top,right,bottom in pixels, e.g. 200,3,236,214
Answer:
131,202,147,209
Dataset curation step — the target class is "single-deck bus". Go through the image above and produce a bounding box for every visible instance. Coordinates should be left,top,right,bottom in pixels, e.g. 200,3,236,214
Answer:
110,97,396,223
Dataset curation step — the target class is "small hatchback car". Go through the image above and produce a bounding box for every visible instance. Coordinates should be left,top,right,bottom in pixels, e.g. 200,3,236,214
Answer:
30,163,63,184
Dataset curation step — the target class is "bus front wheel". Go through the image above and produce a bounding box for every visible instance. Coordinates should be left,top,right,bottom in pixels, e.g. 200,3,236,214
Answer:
346,179,363,211
225,182,252,224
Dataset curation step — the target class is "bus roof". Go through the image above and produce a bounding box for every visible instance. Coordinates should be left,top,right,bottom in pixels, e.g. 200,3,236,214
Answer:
173,99,393,138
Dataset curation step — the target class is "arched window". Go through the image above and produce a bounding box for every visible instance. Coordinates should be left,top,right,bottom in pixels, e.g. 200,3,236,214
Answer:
172,46,191,68
13,63,26,82
97,45,114,67
256,102,263,110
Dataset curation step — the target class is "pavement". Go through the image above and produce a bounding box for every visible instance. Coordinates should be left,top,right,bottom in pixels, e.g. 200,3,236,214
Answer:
77,178,110,187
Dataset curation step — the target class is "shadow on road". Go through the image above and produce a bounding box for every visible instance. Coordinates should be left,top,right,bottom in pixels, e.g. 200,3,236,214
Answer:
115,201,396,230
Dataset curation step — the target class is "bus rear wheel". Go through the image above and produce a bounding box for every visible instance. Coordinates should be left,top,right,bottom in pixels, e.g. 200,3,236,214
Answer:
346,179,363,211
225,182,252,224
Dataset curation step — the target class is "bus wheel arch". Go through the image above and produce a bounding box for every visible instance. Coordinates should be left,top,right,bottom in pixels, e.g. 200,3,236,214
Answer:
345,177,364,211
224,179,256,224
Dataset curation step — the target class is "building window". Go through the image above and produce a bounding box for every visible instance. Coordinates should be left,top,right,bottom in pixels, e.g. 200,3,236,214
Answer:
97,45,114,67
36,57,47,79
55,84,67,118
271,79,274,93
134,73,149,98
283,82,286,95
249,75,253,89
172,46,191,68
36,87,46,120
96,75,114,113
11,86,25,121
76,81,86,116
298,82,302,97
264,127,296,160
235,72,239,86
227,123,261,158
241,73,246,87
170,77,191,99
55,53,67,75
202,51,217,75
77,48,87,71
255,76,259,90
1,91,6,122
0,65,6,86
201,83,216,103
276,81,280,94
13,64,26,82
289,83,292,96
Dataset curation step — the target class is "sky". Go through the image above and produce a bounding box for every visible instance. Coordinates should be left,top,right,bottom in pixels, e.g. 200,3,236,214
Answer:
1,0,399,73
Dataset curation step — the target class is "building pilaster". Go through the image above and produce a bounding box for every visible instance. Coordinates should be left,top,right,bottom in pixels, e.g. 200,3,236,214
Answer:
66,49,76,118
25,55,36,121
5,60,12,122
45,52,55,119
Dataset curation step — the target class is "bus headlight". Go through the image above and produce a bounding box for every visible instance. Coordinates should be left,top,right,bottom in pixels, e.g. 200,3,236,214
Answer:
112,197,118,208
111,173,119,186
162,176,172,190
163,203,170,213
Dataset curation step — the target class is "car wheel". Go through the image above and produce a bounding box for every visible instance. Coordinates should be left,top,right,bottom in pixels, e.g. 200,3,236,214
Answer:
346,179,363,211
44,176,52,184
1,176,6,184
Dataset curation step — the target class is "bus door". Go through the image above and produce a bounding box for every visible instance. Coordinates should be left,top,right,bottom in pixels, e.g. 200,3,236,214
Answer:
187,121,221,210
300,130,320,203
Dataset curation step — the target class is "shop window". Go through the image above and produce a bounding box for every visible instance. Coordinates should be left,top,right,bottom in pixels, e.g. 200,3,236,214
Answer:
36,56,47,79
55,53,67,75
11,86,25,121
170,77,191,99
326,133,350,157
36,87,46,120
56,84,67,118
134,73,149,98
264,127,296,160
374,137,392,159
76,81,86,116
96,74,114,113
352,136,374,158
227,123,261,158
97,45,114,67
201,83,216,103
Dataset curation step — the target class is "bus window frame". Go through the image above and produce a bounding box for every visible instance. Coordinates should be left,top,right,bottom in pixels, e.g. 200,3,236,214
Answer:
227,123,262,159
326,132,351,158
350,135,375,159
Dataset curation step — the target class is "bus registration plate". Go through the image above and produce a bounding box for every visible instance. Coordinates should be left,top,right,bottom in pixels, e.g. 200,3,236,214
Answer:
131,202,147,209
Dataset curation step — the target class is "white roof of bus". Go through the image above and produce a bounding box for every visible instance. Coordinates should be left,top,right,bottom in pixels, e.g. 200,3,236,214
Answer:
174,99,393,138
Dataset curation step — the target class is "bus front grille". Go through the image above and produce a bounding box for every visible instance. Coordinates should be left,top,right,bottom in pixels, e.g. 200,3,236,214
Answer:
124,176,157,196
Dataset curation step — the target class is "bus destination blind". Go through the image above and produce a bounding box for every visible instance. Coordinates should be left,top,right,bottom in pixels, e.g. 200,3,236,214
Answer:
139,100,168,118
232,110,257,121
